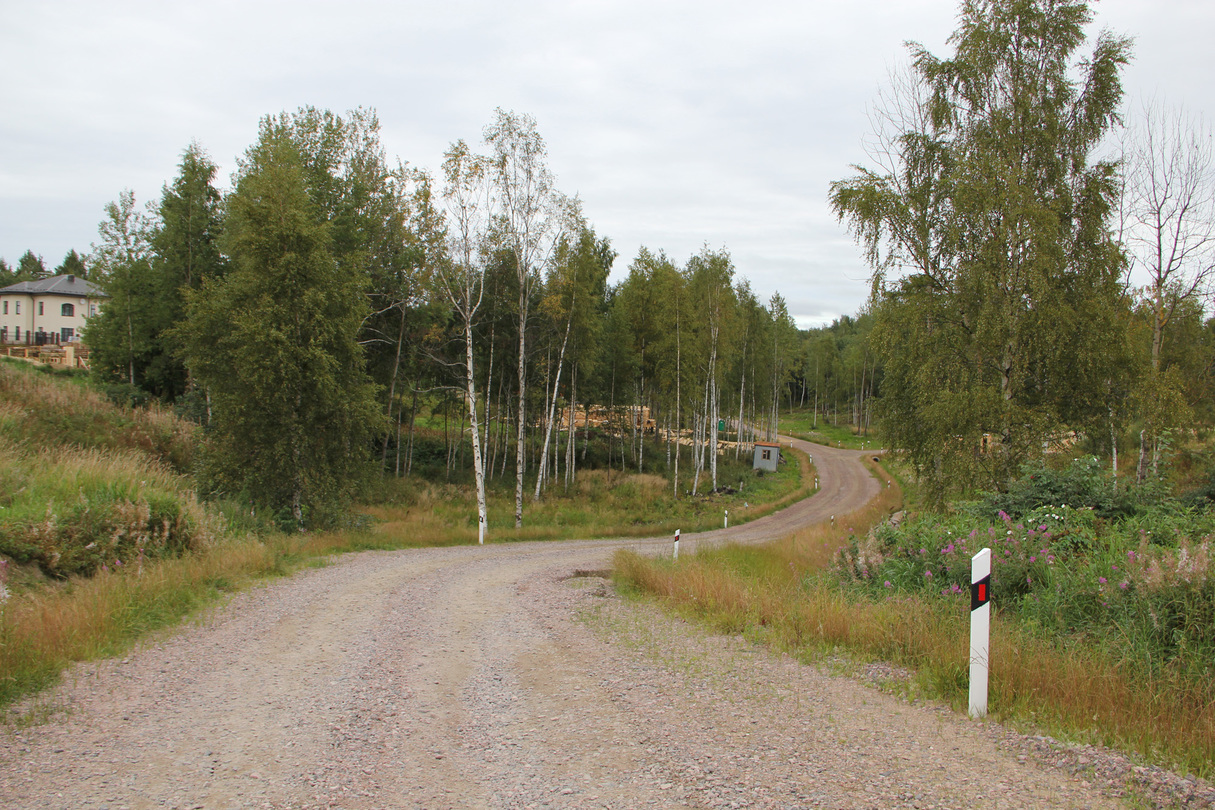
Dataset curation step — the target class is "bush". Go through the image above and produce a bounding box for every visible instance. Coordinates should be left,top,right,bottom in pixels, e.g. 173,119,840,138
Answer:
0,447,215,578
838,489,1215,684
973,456,1135,520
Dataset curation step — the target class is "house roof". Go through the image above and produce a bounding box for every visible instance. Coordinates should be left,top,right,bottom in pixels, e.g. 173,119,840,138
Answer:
754,441,781,448
0,274,106,298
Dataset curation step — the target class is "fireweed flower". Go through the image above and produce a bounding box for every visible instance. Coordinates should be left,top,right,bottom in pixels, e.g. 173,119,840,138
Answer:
1098,576,1108,584
884,581,893,589
924,570,933,579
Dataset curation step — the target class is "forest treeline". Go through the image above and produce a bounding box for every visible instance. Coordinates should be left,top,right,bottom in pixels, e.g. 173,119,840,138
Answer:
6,0,1213,528
20,109,819,531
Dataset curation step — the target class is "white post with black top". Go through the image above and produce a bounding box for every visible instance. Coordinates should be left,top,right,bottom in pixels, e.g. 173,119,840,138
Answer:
969,547,992,718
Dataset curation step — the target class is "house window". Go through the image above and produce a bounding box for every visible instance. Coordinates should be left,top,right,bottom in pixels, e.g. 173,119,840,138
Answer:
14,326,20,341
61,327,74,342
38,302,44,316
61,303,74,317
762,449,772,461
2,301,6,314
15,302,19,315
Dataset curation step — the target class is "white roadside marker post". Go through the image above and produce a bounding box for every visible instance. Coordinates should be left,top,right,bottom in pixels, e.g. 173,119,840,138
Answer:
969,547,992,718
674,528,680,561
724,510,729,528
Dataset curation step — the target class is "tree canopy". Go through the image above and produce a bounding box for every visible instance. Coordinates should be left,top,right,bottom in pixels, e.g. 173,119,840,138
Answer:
831,0,1133,501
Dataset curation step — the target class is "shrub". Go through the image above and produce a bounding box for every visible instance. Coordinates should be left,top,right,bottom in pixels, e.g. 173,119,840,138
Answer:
973,456,1135,520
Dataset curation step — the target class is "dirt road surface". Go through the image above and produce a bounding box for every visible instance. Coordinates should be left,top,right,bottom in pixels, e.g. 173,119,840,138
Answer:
0,441,1202,808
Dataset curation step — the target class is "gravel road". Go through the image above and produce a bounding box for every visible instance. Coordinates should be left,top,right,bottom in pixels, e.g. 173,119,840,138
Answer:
2,441,1211,809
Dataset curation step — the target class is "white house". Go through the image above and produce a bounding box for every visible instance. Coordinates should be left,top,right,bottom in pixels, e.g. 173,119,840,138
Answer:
0,274,106,345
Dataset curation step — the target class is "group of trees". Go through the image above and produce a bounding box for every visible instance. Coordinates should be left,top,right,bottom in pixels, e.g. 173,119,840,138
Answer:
78,107,805,531
831,0,1214,503
0,249,87,286
38,0,1215,524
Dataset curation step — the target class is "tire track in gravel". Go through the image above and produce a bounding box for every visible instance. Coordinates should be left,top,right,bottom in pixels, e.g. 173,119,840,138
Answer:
0,441,1169,808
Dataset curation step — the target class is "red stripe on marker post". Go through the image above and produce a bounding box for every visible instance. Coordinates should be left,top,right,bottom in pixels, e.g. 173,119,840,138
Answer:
971,575,991,612
969,549,992,718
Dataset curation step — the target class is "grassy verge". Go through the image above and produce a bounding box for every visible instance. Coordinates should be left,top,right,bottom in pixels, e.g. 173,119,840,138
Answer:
777,410,880,451
364,445,811,544
1,438,809,710
612,458,1215,779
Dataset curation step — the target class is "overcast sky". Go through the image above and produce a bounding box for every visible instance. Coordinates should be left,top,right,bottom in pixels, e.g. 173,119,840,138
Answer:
2,0,1211,326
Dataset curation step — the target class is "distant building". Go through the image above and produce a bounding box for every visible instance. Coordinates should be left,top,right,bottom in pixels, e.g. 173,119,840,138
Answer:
0,274,105,345
753,441,780,472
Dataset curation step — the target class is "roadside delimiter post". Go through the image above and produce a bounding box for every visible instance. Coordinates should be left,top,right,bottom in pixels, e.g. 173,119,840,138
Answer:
674,528,680,560
969,547,992,718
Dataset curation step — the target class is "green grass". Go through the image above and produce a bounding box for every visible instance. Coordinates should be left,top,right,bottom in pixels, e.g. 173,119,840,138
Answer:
363,444,810,544
777,409,881,451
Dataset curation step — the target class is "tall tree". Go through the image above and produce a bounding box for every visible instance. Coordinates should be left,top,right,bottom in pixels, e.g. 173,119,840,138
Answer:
831,0,1131,501
174,131,382,528
484,108,559,528
147,142,226,398
84,190,156,386
54,249,88,279
533,213,613,497
16,250,46,282
436,139,489,543
1120,100,1215,479
685,246,736,493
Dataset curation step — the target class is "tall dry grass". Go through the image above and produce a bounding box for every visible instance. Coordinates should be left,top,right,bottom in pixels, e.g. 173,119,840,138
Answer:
612,458,1215,777
0,534,279,706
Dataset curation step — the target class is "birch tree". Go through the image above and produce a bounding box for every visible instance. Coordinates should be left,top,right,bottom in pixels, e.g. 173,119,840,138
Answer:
1121,100,1215,480
437,140,490,542
485,109,558,528
831,0,1131,501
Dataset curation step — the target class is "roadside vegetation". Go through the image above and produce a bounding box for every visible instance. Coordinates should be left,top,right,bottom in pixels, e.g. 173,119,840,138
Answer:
0,357,807,709
615,433,1215,778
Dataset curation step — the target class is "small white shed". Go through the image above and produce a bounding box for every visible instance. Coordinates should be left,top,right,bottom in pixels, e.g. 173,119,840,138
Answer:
753,441,780,472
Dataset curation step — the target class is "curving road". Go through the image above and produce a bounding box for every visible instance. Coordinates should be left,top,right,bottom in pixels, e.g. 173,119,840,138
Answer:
0,442,1130,809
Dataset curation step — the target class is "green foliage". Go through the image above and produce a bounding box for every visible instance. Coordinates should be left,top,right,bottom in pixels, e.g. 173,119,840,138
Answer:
15,250,46,281
174,128,384,529
83,189,159,389
839,470,1215,686
0,360,210,578
54,249,88,279
972,456,1135,520
85,146,226,401
830,0,1133,503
